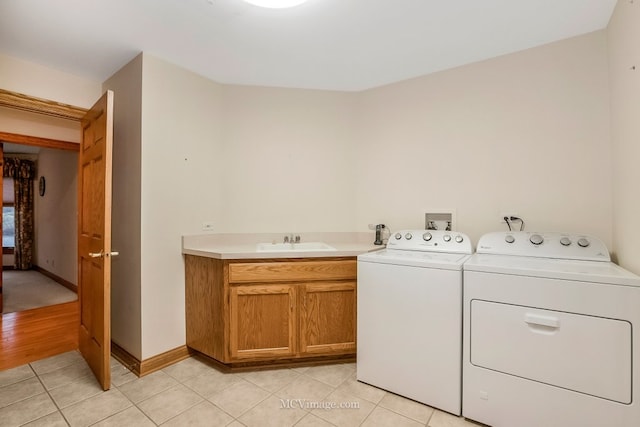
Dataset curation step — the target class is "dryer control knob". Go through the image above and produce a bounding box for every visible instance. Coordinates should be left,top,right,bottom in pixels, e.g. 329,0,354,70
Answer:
560,237,572,246
422,232,432,241
395,233,402,240
405,233,413,240
443,234,452,242
505,235,515,244
455,235,464,243
577,238,590,248
530,234,544,245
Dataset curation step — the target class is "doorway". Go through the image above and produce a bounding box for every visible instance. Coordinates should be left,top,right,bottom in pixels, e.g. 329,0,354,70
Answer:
0,132,81,369
1,142,79,314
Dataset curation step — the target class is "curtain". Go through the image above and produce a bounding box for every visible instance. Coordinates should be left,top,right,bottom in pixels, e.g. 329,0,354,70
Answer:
3,158,36,270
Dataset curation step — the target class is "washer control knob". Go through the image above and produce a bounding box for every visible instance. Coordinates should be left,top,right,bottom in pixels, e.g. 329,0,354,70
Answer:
530,234,544,245
405,233,413,240
577,238,590,248
505,235,515,244
560,237,572,246
423,232,432,241
455,235,464,243
443,234,452,242
395,233,402,240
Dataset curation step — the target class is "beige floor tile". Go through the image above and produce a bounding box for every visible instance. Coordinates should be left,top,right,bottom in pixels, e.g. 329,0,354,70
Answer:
30,350,84,375
295,413,336,427
0,376,44,409
275,375,335,402
118,370,179,403
335,375,387,404
378,393,434,424
207,379,270,418
61,388,132,427
362,406,425,427
310,389,375,427
428,410,480,427
137,383,203,425
111,362,138,387
0,392,57,426
291,366,311,375
38,359,93,390
48,373,103,408
227,421,247,427
22,411,69,427
241,368,300,393
162,357,216,383
161,400,234,427
92,406,155,427
183,370,246,399
239,395,307,427
0,364,35,388
303,364,355,388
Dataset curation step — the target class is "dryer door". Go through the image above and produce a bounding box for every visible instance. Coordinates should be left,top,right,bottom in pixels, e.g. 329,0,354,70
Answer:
470,300,632,404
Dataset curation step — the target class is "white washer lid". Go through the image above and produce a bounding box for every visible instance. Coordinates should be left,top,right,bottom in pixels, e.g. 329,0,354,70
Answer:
464,253,640,287
358,248,471,270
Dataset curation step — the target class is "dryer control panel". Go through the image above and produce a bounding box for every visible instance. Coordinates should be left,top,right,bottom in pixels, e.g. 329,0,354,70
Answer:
386,229,473,254
476,231,610,261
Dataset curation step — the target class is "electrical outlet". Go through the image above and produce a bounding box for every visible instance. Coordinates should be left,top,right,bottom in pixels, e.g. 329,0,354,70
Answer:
202,222,215,231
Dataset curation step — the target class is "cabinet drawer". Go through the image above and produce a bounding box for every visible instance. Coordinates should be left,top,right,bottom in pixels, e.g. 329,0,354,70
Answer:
228,260,356,283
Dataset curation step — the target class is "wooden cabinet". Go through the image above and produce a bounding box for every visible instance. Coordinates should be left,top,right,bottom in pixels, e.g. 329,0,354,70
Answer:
185,256,357,367
229,284,296,359
299,282,356,355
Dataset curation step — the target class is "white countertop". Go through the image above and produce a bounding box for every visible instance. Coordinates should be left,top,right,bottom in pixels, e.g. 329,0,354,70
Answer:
182,232,384,259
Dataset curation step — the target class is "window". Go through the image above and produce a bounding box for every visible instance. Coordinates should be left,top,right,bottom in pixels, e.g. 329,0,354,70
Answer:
3,177,15,251
3,206,15,248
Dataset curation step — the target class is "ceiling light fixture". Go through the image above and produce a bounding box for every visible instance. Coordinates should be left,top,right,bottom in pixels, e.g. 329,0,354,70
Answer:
242,0,309,8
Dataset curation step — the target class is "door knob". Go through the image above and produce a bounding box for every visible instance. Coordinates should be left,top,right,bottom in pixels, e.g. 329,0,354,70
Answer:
88,251,119,258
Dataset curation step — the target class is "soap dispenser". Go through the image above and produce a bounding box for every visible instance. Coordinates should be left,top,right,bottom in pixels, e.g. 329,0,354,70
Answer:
374,224,385,245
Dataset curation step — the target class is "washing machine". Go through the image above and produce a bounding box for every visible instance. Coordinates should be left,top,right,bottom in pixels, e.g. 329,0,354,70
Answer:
463,231,640,427
357,229,473,415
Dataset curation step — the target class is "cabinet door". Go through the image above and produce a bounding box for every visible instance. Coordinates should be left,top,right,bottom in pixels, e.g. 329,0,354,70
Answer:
229,284,296,360
300,281,356,355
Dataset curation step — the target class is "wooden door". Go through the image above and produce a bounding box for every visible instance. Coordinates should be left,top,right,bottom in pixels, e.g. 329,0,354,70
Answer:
299,281,356,355
229,284,296,360
0,144,3,311
78,90,114,390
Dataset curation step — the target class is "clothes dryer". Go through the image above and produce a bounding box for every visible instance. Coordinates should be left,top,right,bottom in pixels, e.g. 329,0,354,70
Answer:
463,231,640,427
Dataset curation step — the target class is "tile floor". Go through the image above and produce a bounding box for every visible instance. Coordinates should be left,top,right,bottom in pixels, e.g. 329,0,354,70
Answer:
0,351,483,427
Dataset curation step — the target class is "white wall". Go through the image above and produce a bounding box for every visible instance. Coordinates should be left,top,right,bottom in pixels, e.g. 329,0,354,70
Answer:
103,54,143,359
0,53,101,143
219,85,357,233
0,107,81,143
355,31,612,246
608,0,640,273
34,148,78,283
140,55,223,358
0,52,102,108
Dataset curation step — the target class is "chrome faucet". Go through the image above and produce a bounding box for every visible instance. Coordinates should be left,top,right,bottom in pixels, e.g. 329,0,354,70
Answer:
283,234,301,244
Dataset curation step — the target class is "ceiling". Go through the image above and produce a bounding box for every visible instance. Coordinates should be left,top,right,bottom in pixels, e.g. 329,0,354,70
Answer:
0,0,617,92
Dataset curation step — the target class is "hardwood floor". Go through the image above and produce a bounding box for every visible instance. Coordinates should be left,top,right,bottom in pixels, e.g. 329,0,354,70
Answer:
0,301,79,370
